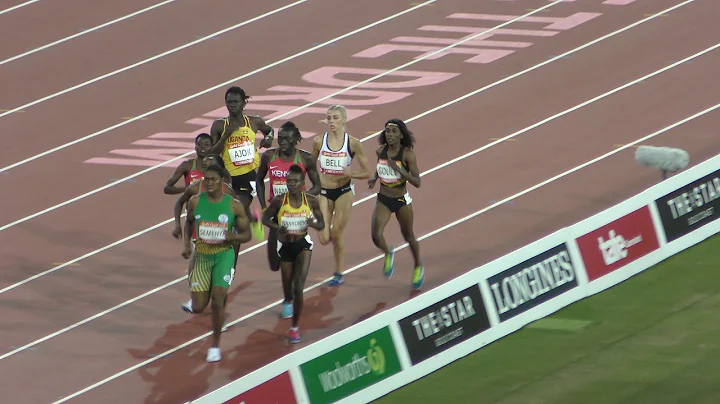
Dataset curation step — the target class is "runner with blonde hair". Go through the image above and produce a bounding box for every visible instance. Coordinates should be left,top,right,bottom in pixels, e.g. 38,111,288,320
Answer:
312,105,372,286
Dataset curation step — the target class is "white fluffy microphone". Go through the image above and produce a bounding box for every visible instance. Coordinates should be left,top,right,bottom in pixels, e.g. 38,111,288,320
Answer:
634,145,689,179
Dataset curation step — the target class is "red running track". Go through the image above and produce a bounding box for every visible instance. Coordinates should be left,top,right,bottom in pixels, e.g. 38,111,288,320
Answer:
0,0,718,403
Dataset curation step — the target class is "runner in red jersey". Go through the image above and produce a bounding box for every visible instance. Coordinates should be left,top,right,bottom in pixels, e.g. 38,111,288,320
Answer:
256,121,320,319
164,133,213,194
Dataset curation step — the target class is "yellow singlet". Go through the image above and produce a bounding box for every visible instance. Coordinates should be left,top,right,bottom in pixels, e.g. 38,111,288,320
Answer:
277,193,313,236
220,116,260,176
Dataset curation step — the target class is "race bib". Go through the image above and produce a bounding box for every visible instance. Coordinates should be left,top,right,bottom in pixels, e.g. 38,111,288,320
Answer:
198,221,226,244
280,214,308,235
228,143,255,166
377,160,402,185
273,182,288,197
320,151,347,175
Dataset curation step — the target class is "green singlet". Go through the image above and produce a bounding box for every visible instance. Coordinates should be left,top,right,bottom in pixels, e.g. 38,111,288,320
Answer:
190,192,237,292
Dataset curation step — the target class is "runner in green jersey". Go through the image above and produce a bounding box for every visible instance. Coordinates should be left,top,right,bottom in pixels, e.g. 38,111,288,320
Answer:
182,165,251,363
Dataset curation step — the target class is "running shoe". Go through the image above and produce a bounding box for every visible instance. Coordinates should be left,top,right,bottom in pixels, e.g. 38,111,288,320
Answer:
181,299,193,314
412,263,425,290
288,327,301,344
328,273,344,286
281,301,293,319
206,347,221,362
383,250,395,279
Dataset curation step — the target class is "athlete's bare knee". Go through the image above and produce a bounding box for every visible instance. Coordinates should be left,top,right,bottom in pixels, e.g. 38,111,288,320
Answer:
210,295,226,312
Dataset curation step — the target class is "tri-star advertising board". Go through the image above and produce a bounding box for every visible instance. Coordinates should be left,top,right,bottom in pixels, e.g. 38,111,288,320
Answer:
486,242,580,322
654,168,720,242
397,284,491,365
575,205,660,281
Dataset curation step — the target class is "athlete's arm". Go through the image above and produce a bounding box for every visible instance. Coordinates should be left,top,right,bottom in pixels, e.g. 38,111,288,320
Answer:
227,199,252,243
307,195,325,231
262,196,284,232
311,135,322,162
399,149,421,188
173,182,199,238
209,119,230,154
301,150,322,196
368,148,381,188
344,137,373,180
256,150,272,209
249,115,275,149
182,196,198,258
164,160,191,194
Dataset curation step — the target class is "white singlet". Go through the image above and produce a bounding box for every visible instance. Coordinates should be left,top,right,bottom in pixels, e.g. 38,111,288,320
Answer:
319,132,353,176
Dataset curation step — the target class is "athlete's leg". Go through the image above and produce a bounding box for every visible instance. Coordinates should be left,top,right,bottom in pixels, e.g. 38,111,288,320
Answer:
371,198,395,278
206,249,236,362
291,249,312,329
316,195,333,246
279,259,294,319
209,285,227,349
189,253,213,313
329,191,353,278
396,203,423,289
267,226,281,272
371,199,394,253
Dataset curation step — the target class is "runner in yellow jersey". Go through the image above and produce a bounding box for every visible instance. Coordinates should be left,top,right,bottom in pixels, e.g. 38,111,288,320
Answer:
182,165,252,362
368,119,424,289
209,86,274,240
262,164,325,343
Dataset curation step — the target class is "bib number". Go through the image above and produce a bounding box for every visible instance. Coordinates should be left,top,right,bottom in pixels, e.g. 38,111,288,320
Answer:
198,222,226,244
229,144,254,166
320,153,347,175
273,182,288,197
281,215,308,235
377,161,402,185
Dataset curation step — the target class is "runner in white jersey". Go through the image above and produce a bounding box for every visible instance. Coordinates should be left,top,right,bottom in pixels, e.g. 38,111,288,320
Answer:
312,105,372,286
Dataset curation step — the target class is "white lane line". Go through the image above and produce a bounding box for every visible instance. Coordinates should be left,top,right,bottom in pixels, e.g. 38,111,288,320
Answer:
1,0,555,175
50,102,720,404
0,2,697,292
0,0,176,67
2,33,712,361
0,0,41,16
0,0,570,230
0,0,307,119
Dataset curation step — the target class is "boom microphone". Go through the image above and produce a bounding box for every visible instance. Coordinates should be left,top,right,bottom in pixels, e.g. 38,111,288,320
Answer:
634,145,689,179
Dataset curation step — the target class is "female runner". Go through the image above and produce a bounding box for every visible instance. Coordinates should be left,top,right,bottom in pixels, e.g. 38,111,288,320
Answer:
368,119,424,289
256,121,321,319
262,164,325,343
312,105,372,286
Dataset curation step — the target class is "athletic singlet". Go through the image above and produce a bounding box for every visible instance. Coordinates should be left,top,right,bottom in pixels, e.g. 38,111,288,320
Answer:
277,192,313,236
268,149,306,200
220,116,260,176
318,132,353,176
184,159,204,187
193,192,235,255
189,182,232,241
377,146,407,188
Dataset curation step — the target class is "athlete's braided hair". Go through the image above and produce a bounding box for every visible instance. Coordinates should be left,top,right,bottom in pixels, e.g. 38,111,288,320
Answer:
379,119,415,149
225,86,250,102
279,121,303,142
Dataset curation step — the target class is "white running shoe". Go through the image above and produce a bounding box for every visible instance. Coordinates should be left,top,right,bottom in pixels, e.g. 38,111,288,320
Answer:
206,347,221,362
182,299,193,314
